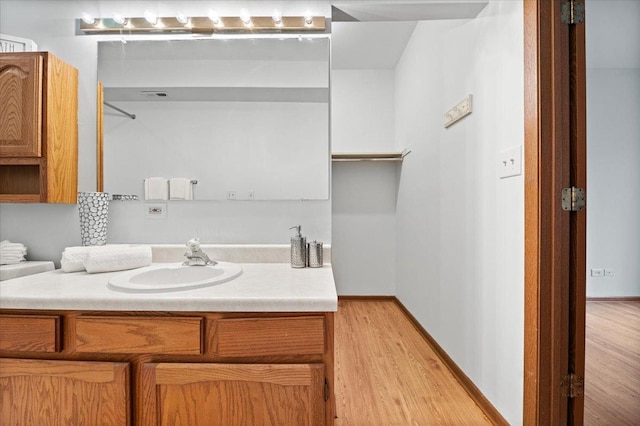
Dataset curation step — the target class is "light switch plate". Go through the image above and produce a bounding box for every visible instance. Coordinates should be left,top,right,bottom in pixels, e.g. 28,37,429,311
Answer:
498,145,522,179
591,269,604,277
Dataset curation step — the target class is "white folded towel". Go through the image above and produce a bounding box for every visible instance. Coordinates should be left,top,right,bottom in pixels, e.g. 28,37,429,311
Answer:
169,178,193,200
84,246,152,274
0,240,27,265
0,256,26,265
60,244,129,273
144,177,169,200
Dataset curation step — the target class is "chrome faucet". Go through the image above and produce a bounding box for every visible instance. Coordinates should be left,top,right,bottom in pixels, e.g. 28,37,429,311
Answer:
183,238,217,266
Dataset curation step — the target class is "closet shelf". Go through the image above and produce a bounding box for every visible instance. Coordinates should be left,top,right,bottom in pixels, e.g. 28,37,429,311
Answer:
331,149,410,162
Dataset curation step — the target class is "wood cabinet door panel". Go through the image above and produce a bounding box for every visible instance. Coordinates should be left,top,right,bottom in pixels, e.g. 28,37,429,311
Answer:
74,315,202,354
213,316,325,357
0,53,42,157
0,358,129,425
0,314,59,352
141,363,324,426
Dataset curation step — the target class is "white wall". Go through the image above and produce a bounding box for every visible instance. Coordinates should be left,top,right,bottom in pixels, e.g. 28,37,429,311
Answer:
586,68,640,297
331,162,398,295
331,70,395,152
0,1,331,264
330,69,397,294
394,2,524,424
585,1,640,297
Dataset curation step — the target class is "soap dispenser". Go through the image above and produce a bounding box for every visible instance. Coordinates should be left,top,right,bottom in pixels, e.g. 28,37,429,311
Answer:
289,225,307,268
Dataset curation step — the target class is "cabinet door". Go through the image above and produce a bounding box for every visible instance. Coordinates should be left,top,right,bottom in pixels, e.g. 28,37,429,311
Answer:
0,358,129,425
140,363,325,426
0,54,42,157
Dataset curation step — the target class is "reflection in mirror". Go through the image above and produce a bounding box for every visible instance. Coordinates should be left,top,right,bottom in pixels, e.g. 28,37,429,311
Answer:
98,37,329,200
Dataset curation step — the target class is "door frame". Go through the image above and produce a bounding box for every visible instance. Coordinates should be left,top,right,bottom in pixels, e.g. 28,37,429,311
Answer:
523,0,587,424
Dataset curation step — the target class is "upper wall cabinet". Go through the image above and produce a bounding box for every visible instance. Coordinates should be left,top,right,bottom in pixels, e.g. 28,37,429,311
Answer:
0,52,78,203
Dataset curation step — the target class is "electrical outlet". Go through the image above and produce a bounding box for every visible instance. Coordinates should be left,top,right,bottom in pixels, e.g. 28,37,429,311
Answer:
248,191,255,200
591,269,604,277
145,203,167,219
604,269,614,277
227,191,236,200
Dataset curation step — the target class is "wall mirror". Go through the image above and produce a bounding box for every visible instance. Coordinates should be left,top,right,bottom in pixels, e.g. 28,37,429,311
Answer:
98,37,330,200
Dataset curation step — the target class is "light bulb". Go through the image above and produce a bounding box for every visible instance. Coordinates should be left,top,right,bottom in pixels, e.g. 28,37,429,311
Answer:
208,9,222,26
176,13,188,25
240,9,252,26
304,12,313,26
272,10,282,26
112,12,126,25
144,10,158,25
81,12,95,25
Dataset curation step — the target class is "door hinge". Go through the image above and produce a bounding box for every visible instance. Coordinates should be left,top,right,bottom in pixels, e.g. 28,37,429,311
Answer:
561,374,584,398
324,379,330,401
561,1,585,24
562,187,585,211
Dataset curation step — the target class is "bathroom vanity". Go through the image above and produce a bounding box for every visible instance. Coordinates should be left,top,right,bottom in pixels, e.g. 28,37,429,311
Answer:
0,247,337,425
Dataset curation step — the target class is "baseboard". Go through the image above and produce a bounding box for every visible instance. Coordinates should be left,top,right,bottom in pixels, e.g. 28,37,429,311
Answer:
392,297,509,426
587,296,640,302
338,295,396,301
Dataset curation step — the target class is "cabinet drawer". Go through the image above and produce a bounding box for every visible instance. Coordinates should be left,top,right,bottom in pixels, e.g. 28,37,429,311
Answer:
212,316,325,357
0,315,59,352
74,316,202,354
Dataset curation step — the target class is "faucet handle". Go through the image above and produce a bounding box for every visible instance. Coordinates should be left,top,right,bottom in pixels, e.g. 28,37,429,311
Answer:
186,237,201,251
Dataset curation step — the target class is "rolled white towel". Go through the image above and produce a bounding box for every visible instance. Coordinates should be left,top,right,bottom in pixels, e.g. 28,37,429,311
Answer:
61,245,129,273
84,246,152,274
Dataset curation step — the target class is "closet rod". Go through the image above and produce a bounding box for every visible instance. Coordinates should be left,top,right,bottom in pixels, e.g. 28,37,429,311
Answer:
104,102,136,119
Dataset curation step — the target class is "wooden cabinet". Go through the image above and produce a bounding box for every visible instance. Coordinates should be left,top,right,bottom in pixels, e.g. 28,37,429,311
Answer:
73,315,202,354
0,314,60,352
0,311,334,425
0,52,78,203
140,363,325,426
0,358,129,425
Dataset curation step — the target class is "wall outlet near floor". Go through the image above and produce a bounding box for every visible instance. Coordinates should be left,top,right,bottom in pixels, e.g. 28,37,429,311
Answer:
604,269,614,277
145,203,167,219
591,268,604,277
227,191,237,200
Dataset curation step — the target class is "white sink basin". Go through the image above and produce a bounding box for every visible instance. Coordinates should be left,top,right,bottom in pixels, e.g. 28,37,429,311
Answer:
108,262,242,292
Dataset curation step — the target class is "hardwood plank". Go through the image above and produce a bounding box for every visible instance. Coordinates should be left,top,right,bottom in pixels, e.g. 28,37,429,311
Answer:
334,300,491,425
584,301,640,425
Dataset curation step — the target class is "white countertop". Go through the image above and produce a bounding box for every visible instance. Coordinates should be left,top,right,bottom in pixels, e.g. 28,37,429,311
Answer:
0,263,337,312
0,261,55,281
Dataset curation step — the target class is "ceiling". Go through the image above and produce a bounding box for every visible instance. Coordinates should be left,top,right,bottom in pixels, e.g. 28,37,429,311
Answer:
330,0,640,71
330,1,488,69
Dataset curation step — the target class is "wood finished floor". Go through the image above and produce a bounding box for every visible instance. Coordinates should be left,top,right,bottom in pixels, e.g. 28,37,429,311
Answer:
584,300,640,425
334,299,491,425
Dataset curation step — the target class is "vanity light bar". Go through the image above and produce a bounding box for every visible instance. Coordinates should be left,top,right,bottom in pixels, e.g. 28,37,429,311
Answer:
79,16,325,34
